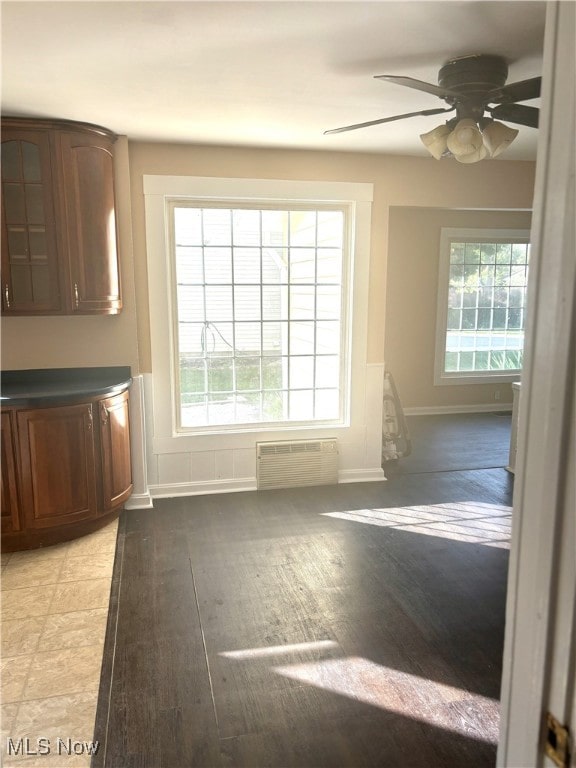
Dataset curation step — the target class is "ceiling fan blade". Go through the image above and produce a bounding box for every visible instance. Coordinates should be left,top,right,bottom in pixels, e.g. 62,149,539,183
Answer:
374,75,461,99
488,76,542,104
324,107,454,135
489,103,539,128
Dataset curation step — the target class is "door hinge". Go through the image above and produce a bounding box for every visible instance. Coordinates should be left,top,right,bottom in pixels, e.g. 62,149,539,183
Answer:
545,712,571,768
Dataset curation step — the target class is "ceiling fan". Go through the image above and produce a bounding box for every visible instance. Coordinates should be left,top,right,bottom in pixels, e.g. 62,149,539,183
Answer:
325,54,541,162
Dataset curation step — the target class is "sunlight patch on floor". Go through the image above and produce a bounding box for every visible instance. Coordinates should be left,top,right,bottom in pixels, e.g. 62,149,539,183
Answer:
273,656,500,743
219,640,338,660
322,502,511,548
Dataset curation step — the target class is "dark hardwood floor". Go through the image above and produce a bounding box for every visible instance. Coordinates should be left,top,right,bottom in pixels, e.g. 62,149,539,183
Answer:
93,414,513,767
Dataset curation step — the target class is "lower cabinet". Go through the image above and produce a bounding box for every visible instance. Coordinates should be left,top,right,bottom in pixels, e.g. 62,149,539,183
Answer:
17,402,99,529
1,389,132,551
1,411,21,534
99,391,132,511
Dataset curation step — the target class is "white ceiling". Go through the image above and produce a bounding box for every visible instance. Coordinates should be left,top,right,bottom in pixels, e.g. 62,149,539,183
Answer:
1,1,546,159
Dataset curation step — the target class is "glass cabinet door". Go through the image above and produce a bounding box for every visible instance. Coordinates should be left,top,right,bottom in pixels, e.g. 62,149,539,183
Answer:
1,131,62,312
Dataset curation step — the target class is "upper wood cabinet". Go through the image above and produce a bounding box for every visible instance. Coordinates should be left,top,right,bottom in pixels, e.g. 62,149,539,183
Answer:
1,118,122,315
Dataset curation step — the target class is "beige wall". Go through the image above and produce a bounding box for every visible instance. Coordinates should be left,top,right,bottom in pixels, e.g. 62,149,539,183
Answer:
129,142,535,382
2,139,536,410
386,207,532,409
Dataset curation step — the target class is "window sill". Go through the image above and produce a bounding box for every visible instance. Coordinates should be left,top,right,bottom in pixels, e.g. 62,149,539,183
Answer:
434,372,522,386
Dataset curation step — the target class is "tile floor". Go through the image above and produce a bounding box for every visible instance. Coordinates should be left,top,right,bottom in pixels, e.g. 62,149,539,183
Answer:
1,519,118,767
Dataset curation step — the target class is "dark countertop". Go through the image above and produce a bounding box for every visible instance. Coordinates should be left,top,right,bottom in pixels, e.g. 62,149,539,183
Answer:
1,367,132,406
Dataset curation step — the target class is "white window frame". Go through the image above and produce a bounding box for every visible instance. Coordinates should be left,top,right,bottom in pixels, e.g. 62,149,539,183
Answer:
144,176,373,448
434,227,531,386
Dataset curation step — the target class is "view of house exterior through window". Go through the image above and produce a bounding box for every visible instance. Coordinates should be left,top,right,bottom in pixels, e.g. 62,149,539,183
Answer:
438,230,530,382
172,204,346,428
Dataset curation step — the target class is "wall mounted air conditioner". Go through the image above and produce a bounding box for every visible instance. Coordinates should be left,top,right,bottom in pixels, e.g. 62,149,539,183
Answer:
256,439,339,490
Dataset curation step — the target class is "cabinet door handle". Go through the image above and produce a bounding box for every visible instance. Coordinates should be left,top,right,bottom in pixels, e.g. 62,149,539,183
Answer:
4,284,10,308
74,283,80,309
86,407,93,431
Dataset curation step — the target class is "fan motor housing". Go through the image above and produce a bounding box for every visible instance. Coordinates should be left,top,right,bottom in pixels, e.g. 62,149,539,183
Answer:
439,54,509,95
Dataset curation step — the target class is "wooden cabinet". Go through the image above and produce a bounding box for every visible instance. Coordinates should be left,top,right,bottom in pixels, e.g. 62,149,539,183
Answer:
17,403,99,529
1,118,121,315
1,390,132,551
99,390,132,511
1,411,21,534
0,127,63,313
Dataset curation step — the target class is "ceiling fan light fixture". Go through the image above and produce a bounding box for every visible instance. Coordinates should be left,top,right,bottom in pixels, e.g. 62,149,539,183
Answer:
420,124,451,160
446,118,484,156
454,144,489,163
482,120,519,158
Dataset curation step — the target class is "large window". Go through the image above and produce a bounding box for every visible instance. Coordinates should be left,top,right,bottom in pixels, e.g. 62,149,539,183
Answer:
435,228,530,384
170,203,349,428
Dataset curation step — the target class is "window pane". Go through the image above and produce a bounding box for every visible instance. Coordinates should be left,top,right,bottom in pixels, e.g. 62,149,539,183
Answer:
180,359,206,395
233,248,260,282
263,322,286,355
464,243,480,264
289,390,314,420
176,247,204,283
233,209,260,246
262,391,286,421
315,356,339,388
290,285,315,319
480,243,496,264
206,322,234,355
262,248,287,283
262,357,284,389
177,286,204,322
449,264,464,286
290,248,315,283
235,285,261,320
203,209,231,245
317,210,343,247
315,389,339,419
262,210,289,246
447,309,461,330
289,321,315,354
175,208,202,245
262,285,287,320
289,356,314,389
235,322,261,355
179,324,205,356
317,249,342,283
450,243,465,264
205,286,233,321
181,395,207,427
204,248,232,283
290,211,316,247
316,285,341,319
236,357,261,391
316,321,340,354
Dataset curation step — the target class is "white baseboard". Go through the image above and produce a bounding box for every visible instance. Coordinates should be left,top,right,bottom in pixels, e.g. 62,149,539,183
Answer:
404,403,513,416
125,492,154,510
147,469,386,500
150,478,258,498
338,468,386,483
